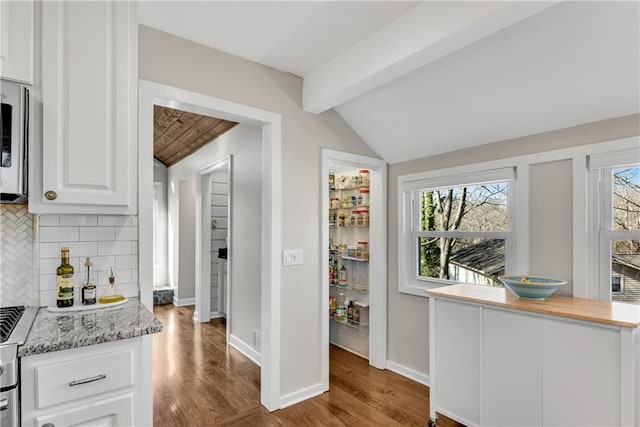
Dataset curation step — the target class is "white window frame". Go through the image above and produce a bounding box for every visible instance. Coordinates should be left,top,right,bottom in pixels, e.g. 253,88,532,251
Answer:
588,148,640,301
399,166,516,296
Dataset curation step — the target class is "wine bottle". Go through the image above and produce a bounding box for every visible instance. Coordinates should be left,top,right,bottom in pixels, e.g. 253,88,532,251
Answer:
56,247,74,307
339,263,347,284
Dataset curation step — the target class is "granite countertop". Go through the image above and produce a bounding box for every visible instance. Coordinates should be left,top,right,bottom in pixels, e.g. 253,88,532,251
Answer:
18,298,163,357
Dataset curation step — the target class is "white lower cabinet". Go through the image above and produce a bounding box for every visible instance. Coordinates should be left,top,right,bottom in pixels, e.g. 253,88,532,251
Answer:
434,300,480,425
35,394,133,427
542,319,621,426
429,296,637,426
482,308,542,426
22,338,149,427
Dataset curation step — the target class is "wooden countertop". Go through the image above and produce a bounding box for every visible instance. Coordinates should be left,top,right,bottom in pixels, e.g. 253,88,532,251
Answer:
427,284,640,328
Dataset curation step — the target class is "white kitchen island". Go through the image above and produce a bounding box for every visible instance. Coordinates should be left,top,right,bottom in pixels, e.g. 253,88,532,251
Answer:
427,284,640,427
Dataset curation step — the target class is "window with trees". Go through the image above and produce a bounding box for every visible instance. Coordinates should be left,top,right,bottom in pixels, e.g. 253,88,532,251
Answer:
399,167,515,295
591,156,640,303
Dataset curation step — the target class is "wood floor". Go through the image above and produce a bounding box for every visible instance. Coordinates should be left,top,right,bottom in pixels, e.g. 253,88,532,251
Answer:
153,304,462,426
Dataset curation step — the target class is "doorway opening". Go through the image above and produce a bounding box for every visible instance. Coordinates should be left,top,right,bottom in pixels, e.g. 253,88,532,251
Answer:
321,149,387,393
139,80,282,410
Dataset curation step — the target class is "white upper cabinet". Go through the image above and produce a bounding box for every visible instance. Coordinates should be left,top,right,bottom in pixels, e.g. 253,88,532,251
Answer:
34,1,137,214
0,0,34,84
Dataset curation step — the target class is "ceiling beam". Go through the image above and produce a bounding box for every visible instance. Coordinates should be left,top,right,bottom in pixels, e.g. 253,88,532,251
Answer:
302,1,558,114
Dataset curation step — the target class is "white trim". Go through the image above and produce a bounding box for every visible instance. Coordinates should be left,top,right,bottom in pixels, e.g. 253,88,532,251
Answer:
229,333,261,366
386,360,430,387
279,383,325,409
572,156,590,298
321,148,388,394
138,80,281,411
195,172,212,323
209,311,225,319
589,147,640,170
173,297,195,307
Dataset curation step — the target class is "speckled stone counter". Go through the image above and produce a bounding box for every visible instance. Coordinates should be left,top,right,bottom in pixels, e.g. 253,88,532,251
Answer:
18,298,163,357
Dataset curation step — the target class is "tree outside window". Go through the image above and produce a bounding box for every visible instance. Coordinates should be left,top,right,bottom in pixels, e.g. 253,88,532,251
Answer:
415,182,509,286
610,167,640,303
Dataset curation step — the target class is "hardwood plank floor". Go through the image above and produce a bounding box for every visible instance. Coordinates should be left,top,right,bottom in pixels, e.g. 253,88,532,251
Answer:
153,304,462,426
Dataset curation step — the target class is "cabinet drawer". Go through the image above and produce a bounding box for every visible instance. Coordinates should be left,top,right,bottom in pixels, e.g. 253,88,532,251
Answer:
35,349,133,409
35,393,133,427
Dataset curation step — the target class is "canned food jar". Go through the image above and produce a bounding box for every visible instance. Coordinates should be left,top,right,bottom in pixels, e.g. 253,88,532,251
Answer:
347,245,357,257
349,212,357,227
357,241,368,259
331,197,339,209
359,169,370,187
359,188,370,206
360,209,369,227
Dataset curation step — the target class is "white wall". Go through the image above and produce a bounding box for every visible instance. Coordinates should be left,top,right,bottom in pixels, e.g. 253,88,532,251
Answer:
168,124,262,352
387,114,640,380
177,177,196,301
139,25,378,397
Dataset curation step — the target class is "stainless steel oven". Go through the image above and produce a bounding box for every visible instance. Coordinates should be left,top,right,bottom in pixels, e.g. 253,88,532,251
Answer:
0,306,37,427
0,80,29,203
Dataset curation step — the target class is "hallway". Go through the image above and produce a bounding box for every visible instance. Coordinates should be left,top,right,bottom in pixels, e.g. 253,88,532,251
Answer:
152,304,443,426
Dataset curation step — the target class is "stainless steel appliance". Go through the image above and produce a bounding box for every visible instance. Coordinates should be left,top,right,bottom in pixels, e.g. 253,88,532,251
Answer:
0,80,29,203
0,306,37,427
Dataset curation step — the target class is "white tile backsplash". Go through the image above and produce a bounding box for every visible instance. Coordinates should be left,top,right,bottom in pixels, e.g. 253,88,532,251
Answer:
38,214,138,306
0,205,39,306
98,241,131,256
60,215,98,226
98,216,131,227
39,226,79,242
114,226,137,241
79,226,115,241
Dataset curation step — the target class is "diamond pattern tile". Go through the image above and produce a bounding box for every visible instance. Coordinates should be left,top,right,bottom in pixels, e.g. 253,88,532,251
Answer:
0,205,39,306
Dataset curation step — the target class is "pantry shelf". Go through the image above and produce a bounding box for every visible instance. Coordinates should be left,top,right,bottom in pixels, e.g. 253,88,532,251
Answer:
330,316,369,330
330,283,368,293
341,256,368,262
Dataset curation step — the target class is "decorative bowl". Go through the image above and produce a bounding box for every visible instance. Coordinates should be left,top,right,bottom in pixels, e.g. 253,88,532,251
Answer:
498,275,567,300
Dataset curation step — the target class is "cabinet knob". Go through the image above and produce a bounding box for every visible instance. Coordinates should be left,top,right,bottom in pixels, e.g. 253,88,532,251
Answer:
44,191,57,200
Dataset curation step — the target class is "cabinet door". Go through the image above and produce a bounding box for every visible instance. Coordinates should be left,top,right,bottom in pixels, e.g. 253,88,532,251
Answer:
542,319,620,426
40,1,136,213
0,0,34,84
433,299,481,425
35,394,133,427
482,308,542,426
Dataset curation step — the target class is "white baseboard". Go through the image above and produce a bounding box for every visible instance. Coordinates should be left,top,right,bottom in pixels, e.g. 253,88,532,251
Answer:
279,382,326,409
172,296,195,307
209,311,226,319
386,360,430,387
229,334,261,366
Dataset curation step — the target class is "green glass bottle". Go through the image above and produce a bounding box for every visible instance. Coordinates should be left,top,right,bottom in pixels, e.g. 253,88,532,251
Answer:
56,246,74,307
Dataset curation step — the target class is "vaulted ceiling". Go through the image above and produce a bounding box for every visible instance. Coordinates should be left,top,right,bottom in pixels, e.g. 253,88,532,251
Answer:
153,105,237,167
140,1,640,164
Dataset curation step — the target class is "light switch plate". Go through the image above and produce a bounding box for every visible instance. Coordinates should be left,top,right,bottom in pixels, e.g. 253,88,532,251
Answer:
283,249,303,266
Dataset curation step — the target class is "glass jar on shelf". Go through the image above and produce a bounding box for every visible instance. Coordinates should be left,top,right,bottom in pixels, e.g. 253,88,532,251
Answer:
349,211,357,227
359,169,370,187
356,241,368,259
330,197,339,209
359,208,369,227
358,188,370,206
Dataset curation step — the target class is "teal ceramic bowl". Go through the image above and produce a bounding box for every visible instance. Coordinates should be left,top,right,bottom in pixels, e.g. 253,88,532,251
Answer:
498,275,567,300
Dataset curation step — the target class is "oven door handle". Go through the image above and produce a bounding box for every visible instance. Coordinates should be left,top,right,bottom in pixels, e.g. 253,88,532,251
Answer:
0,398,8,411
68,374,107,387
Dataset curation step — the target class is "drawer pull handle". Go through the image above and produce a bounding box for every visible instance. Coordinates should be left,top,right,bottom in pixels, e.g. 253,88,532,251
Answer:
69,374,107,387
0,398,8,411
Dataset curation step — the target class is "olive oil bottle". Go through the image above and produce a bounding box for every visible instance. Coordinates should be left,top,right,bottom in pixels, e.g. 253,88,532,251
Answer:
56,247,74,307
